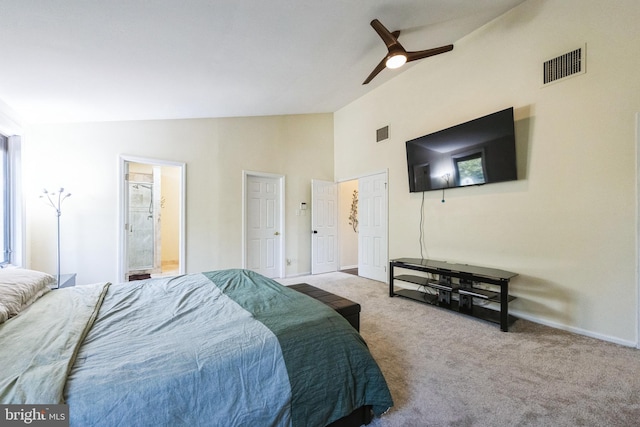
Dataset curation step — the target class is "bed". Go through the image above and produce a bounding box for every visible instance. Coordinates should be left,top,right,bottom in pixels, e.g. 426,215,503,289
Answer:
0,268,393,427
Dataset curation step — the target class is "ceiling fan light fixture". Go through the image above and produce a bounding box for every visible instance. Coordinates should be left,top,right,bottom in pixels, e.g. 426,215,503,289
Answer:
363,18,454,85
385,53,407,69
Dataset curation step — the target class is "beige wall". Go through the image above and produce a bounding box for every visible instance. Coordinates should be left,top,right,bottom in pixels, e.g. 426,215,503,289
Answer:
24,114,334,284
335,0,640,345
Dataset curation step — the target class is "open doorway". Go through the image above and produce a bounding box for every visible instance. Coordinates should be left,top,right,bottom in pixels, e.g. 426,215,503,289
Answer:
338,180,359,274
337,171,388,282
311,171,388,282
118,155,185,283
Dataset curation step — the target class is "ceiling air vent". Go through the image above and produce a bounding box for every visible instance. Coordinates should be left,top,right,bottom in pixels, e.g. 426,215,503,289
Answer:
543,44,586,86
376,126,389,142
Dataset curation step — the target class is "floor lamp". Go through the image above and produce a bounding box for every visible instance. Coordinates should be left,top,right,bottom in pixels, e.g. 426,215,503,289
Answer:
41,188,71,288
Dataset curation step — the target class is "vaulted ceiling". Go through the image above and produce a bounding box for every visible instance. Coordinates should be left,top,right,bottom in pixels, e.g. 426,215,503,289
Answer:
0,0,526,123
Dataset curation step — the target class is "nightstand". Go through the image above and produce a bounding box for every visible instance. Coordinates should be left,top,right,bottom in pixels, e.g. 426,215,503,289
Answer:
58,273,77,288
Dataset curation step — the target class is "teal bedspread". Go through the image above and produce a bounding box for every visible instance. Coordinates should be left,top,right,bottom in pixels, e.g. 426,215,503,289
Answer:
0,269,392,427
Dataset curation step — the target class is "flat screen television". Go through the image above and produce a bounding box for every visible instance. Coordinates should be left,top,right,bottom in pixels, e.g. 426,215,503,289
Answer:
406,107,517,193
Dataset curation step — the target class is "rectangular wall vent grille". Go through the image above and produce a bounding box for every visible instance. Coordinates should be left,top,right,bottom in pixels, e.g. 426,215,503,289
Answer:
376,126,389,142
543,46,585,85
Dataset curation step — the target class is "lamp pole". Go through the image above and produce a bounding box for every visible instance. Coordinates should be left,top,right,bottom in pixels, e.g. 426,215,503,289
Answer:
41,188,71,288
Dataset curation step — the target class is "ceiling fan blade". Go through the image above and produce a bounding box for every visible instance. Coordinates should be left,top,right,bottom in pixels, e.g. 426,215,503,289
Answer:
363,19,454,84
406,44,454,62
370,19,400,49
363,57,387,85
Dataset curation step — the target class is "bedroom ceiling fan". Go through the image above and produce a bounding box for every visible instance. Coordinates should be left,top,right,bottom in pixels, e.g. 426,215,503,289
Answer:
363,19,454,85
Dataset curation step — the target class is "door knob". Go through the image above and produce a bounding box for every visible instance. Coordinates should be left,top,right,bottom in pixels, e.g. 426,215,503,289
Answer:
274,231,280,236
313,230,318,234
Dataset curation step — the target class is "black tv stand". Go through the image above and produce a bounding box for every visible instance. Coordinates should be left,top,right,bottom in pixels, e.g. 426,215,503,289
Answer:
389,258,518,331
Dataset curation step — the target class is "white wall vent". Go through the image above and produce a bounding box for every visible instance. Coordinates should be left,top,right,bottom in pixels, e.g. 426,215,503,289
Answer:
543,44,586,86
376,126,389,142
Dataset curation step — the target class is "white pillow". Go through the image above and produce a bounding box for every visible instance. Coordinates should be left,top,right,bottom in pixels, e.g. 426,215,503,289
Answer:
0,268,55,323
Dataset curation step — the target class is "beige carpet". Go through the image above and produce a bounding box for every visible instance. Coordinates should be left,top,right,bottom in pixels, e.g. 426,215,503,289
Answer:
277,272,640,427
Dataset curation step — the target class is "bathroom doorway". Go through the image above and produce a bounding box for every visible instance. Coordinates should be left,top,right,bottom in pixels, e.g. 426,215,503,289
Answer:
119,155,185,282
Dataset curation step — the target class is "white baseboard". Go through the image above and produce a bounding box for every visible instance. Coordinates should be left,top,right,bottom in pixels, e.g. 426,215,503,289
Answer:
284,271,311,278
391,283,637,347
510,310,637,348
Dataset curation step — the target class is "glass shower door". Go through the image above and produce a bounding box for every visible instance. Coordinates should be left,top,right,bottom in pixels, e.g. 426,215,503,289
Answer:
126,170,161,279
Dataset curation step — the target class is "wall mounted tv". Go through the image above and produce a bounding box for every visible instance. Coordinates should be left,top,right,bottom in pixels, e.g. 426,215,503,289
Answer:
406,107,517,193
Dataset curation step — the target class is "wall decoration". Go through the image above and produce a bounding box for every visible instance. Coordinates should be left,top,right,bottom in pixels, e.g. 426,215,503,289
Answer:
348,190,358,233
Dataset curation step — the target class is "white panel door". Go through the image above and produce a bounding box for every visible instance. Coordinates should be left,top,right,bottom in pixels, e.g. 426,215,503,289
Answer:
246,175,281,278
358,172,388,282
311,180,338,274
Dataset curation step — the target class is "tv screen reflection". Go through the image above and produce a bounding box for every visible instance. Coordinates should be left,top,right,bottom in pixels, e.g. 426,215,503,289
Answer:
406,108,517,193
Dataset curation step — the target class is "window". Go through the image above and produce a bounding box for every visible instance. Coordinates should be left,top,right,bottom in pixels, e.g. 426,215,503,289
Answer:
0,133,22,267
454,152,486,186
0,134,9,265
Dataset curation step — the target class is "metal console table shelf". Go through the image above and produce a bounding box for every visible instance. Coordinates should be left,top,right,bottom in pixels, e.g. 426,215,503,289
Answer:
389,258,518,331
